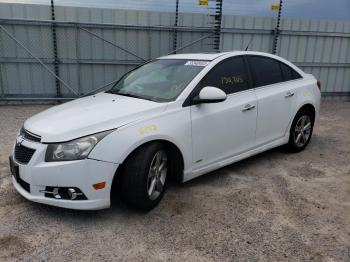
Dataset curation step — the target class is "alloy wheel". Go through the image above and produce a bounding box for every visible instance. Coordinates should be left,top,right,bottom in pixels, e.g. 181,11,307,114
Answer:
294,115,312,147
147,150,167,200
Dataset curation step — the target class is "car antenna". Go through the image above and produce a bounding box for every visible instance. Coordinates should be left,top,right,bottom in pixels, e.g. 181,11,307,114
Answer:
245,36,253,51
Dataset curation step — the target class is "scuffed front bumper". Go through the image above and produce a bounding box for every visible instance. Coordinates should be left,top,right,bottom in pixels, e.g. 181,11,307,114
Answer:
11,139,119,210
12,176,111,210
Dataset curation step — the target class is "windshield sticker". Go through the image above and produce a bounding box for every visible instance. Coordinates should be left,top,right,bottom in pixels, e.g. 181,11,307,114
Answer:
185,61,209,67
171,83,185,91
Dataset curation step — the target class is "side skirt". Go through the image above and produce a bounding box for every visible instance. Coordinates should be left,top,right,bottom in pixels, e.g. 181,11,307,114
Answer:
183,134,289,182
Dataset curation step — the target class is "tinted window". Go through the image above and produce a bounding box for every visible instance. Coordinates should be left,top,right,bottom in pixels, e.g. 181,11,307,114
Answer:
248,56,283,87
279,62,301,81
200,57,250,94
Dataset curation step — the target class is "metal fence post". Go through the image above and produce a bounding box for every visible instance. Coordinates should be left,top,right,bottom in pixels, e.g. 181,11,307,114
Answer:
75,23,82,95
209,0,223,52
50,0,61,99
272,0,283,54
0,65,4,99
173,0,179,53
147,27,151,60
0,28,4,98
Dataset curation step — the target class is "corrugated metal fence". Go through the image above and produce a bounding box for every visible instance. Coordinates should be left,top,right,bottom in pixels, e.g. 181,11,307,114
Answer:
0,3,349,101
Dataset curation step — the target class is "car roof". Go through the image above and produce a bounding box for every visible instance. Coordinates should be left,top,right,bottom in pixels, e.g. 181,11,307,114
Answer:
158,51,278,61
158,52,232,61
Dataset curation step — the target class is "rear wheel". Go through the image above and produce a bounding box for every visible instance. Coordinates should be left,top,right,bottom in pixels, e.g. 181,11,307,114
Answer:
120,142,168,211
287,109,314,152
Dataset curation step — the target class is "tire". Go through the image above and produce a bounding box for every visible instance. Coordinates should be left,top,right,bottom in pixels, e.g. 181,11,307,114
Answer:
120,142,168,211
287,109,315,152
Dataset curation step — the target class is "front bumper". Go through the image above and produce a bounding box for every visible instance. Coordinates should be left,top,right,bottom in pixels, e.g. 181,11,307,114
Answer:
11,139,119,210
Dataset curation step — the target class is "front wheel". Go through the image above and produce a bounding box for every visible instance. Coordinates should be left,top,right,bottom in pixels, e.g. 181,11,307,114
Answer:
120,142,168,211
287,109,314,152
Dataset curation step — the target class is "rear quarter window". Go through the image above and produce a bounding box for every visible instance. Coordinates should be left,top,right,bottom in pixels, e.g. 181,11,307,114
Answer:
279,62,302,81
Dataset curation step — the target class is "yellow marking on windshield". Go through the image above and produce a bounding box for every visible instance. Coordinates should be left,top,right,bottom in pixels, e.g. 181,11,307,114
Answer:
171,84,185,91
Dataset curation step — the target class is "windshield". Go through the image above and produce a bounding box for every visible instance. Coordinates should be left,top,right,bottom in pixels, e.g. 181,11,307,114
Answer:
107,59,208,102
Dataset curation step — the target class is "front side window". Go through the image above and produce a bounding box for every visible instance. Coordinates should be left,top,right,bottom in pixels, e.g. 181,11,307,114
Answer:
199,57,250,94
248,56,284,87
108,59,207,102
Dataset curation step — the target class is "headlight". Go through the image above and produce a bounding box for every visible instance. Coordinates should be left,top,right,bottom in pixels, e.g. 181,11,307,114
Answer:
45,130,113,162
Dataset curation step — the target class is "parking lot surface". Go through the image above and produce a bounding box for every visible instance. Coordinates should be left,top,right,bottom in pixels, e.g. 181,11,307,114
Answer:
0,102,349,261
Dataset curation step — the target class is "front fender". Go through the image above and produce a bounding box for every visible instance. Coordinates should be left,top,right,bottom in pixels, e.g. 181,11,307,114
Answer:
88,106,193,176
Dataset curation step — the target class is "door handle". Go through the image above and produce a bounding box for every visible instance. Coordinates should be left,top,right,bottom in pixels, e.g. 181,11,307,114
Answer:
285,91,294,98
242,104,255,112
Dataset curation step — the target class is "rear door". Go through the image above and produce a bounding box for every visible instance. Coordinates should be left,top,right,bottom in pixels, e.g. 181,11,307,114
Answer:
190,56,257,170
247,55,301,146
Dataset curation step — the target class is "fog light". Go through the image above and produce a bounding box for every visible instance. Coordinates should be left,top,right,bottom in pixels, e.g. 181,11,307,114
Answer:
40,187,61,199
52,187,61,199
67,188,83,200
41,187,87,200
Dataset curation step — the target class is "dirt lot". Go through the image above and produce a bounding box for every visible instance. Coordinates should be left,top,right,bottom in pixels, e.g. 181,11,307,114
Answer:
0,102,349,261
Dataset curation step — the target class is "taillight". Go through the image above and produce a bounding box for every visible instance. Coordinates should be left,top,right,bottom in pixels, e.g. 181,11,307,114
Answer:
317,80,321,90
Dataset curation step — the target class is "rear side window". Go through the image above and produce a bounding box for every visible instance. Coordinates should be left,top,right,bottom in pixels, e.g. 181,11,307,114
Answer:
200,57,250,94
279,62,302,81
248,56,283,87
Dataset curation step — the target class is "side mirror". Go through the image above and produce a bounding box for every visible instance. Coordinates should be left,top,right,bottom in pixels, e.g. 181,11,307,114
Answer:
193,86,227,105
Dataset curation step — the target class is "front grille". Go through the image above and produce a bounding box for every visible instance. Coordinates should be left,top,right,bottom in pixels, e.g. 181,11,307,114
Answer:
14,144,36,164
20,128,41,143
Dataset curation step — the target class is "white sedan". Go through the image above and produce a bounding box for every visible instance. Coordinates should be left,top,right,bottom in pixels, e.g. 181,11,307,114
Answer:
9,51,321,211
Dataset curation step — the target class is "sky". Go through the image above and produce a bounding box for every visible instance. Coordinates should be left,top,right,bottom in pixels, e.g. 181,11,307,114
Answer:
0,0,349,21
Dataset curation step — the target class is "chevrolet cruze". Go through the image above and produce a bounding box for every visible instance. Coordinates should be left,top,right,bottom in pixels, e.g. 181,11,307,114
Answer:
9,51,321,210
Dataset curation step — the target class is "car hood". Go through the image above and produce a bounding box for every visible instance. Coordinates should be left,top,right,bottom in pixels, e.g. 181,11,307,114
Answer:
24,92,167,143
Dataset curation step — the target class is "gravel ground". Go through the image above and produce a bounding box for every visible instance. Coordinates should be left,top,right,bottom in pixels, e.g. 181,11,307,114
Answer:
0,102,349,261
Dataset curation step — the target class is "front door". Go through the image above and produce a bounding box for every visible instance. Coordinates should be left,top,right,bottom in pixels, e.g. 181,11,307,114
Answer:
190,57,257,171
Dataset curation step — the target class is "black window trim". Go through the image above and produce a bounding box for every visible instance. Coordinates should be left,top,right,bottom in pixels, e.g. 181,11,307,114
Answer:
246,54,303,89
182,55,253,107
278,60,303,82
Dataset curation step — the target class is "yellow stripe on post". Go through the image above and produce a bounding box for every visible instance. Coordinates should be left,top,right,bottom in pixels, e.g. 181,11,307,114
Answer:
199,0,208,6
271,4,280,11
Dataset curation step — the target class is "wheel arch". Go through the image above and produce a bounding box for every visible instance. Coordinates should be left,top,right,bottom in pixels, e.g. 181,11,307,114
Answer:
286,102,316,152
110,138,185,200
295,103,316,121
285,102,316,137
